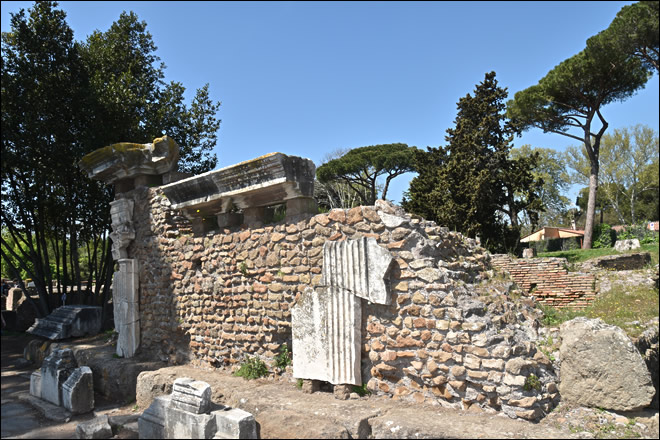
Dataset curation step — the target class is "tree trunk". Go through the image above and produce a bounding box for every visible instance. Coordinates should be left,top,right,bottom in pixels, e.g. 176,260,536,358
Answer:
583,167,599,249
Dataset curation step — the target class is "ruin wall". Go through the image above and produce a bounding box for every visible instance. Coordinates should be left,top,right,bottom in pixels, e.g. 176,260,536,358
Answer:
490,255,596,309
126,185,558,420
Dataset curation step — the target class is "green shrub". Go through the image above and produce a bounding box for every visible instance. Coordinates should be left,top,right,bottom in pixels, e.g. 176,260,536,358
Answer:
352,383,371,397
275,343,292,369
617,223,659,244
592,223,616,248
523,374,542,392
233,356,269,380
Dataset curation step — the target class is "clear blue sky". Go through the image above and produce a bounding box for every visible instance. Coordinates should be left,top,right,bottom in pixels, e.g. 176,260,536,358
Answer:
2,1,658,205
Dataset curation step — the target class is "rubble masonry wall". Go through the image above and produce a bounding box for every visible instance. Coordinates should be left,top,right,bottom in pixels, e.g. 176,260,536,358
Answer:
127,185,558,420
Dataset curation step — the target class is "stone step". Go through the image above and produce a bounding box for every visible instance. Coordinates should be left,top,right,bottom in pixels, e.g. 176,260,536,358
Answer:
26,305,101,340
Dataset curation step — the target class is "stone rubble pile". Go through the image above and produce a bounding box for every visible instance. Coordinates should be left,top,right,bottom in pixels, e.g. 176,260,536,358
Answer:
29,348,94,415
138,377,256,439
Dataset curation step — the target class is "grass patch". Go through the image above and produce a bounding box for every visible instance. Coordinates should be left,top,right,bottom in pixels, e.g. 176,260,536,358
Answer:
539,283,658,338
538,243,658,266
352,383,371,397
538,247,618,264
233,356,269,380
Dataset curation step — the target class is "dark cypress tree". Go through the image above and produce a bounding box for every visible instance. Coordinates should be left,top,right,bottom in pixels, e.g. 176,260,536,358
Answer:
403,72,541,252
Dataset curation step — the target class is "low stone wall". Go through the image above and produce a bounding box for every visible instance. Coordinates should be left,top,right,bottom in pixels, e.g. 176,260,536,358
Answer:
125,185,558,419
490,255,596,309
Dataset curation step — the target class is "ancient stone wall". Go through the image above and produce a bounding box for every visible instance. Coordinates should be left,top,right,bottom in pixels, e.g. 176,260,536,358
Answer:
126,185,558,419
490,255,596,309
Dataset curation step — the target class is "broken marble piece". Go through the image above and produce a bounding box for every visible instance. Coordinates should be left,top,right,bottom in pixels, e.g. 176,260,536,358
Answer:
62,366,94,414
170,377,212,414
321,237,394,305
292,286,362,386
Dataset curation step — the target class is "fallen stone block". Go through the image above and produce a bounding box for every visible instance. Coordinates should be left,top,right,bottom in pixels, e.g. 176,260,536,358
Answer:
559,317,655,411
138,395,170,439
171,377,212,414
614,238,641,252
40,348,77,406
27,305,103,340
167,405,217,439
62,366,94,414
30,370,42,399
138,377,257,439
75,414,113,439
213,407,257,439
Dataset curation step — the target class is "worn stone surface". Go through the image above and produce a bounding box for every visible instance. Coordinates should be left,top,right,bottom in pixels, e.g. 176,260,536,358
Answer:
559,317,655,411
614,238,641,252
292,286,362,385
113,259,140,358
138,376,256,439
138,395,169,439
78,135,179,185
27,306,103,341
321,237,394,305
586,252,652,271
30,370,42,399
171,377,212,414
634,321,659,409
62,366,94,414
109,198,135,260
75,414,112,439
159,152,316,219
39,348,78,406
213,407,257,439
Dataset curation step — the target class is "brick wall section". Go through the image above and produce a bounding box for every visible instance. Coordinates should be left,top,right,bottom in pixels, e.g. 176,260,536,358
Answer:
124,186,558,420
490,254,596,309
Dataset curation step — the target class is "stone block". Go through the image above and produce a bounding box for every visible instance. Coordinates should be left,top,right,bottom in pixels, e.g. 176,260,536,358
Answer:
522,248,536,258
27,306,103,340
614,239,640,252
159,152,316,222
75,414,113,439
109,198,135,260
171,377,212,414
213,407,257,439
559,317,655,411
30,370,42,399
40,348,77,406
167,405,217,439
138,395,170,439
333,384,352,400
301,379,320,394
62,366,94,414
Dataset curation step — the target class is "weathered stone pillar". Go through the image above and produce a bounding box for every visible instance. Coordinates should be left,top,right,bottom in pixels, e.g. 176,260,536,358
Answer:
79,136,180,359
114,259,140,358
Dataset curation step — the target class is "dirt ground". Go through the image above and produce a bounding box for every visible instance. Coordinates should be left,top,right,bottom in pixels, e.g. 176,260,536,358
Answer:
2,332,658,439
